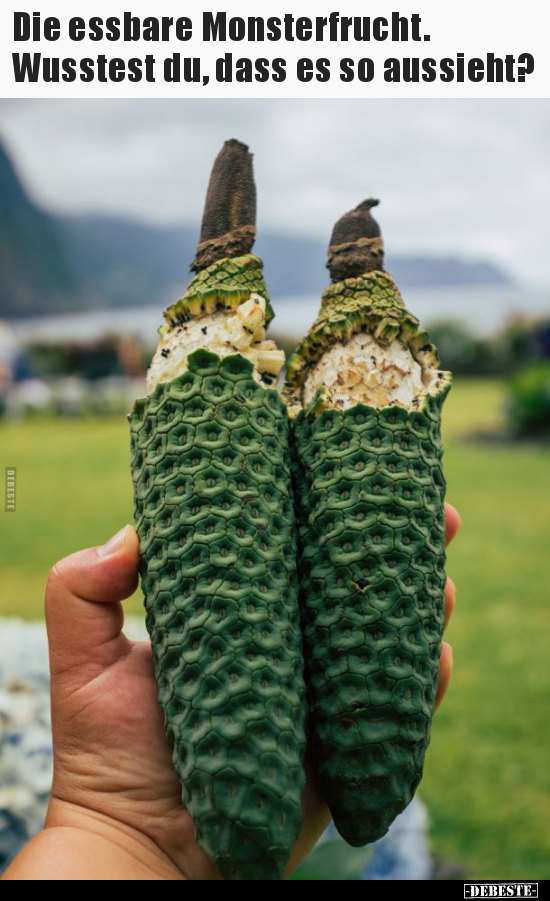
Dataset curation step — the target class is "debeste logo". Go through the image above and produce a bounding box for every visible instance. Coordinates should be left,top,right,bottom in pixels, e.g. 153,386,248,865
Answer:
464,885,538,898
5,467,16,512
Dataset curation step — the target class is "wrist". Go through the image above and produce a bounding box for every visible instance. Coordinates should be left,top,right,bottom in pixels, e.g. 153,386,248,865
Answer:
3,797,185,880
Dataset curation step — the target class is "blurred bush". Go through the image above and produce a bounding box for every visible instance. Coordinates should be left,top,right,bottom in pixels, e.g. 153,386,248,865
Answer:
506,361,550,438
426,320,503,376
428,316,550,376
26,335,148,381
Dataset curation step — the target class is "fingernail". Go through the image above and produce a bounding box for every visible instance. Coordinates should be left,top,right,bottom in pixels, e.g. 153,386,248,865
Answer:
97,525,130,558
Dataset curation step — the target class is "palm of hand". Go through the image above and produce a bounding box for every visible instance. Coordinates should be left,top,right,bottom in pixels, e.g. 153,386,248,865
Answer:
50,612,329,880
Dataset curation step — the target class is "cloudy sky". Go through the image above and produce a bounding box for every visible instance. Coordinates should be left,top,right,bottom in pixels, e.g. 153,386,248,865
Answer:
0,99,549,285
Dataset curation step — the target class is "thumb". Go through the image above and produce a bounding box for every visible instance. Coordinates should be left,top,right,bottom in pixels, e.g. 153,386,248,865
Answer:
45,525,141,679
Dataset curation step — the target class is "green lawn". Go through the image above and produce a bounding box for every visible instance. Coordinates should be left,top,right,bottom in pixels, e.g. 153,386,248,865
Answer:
1,379,549,878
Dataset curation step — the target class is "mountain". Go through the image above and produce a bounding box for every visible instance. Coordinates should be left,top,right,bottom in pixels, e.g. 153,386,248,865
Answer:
54,214,332,310
0,138,513,319
56,212,512,313
385,255,511,290
0,140,84,317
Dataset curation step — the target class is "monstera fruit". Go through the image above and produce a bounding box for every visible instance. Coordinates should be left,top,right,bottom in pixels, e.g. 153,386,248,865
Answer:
128,140,306,880
283,199,452,846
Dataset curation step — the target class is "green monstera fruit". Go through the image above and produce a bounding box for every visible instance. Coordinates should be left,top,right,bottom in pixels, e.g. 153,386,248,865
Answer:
128,141,306,880
283,199,452,847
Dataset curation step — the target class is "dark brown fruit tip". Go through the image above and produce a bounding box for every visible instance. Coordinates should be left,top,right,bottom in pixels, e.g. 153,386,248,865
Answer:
327,198,385,281
191,139,257,272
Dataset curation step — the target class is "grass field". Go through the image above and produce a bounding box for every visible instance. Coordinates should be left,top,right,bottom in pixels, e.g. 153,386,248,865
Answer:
1,378,549,878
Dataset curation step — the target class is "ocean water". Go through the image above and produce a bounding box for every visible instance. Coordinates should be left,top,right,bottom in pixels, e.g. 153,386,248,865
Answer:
7,284,550,346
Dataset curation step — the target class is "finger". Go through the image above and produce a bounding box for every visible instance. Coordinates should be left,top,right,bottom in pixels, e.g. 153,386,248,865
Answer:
445,503,461,547
45,525,140,678
444,577,456,631
435,641,453,710
286,756,331,877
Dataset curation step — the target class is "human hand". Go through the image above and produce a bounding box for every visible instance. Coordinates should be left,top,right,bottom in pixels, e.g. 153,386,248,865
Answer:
4,505,459,880
437,502,460,709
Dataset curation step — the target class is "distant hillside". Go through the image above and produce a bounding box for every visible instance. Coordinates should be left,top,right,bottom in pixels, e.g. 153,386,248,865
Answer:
0,141,84,317
0,138,512,318
55,213,333,308
386,255,511,290
56,212,512,312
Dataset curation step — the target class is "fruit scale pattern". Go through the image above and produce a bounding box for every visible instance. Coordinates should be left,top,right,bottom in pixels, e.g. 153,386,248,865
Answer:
128,141,306,881
283,199,452,846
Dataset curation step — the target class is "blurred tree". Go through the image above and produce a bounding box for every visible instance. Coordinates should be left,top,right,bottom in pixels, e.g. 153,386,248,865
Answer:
426,320,502,376
506,361,550,438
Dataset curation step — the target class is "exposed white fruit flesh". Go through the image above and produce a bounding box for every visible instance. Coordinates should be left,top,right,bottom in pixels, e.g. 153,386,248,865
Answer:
147,294,285,394
303,333,439,411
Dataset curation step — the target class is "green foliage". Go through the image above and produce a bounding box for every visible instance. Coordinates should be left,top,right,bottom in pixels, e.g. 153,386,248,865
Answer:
428,316,550,377
499,317,544,365
25,342,71,378
427,320,502,376
26,337,125,380
290,838,372,880
506,362,550,438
